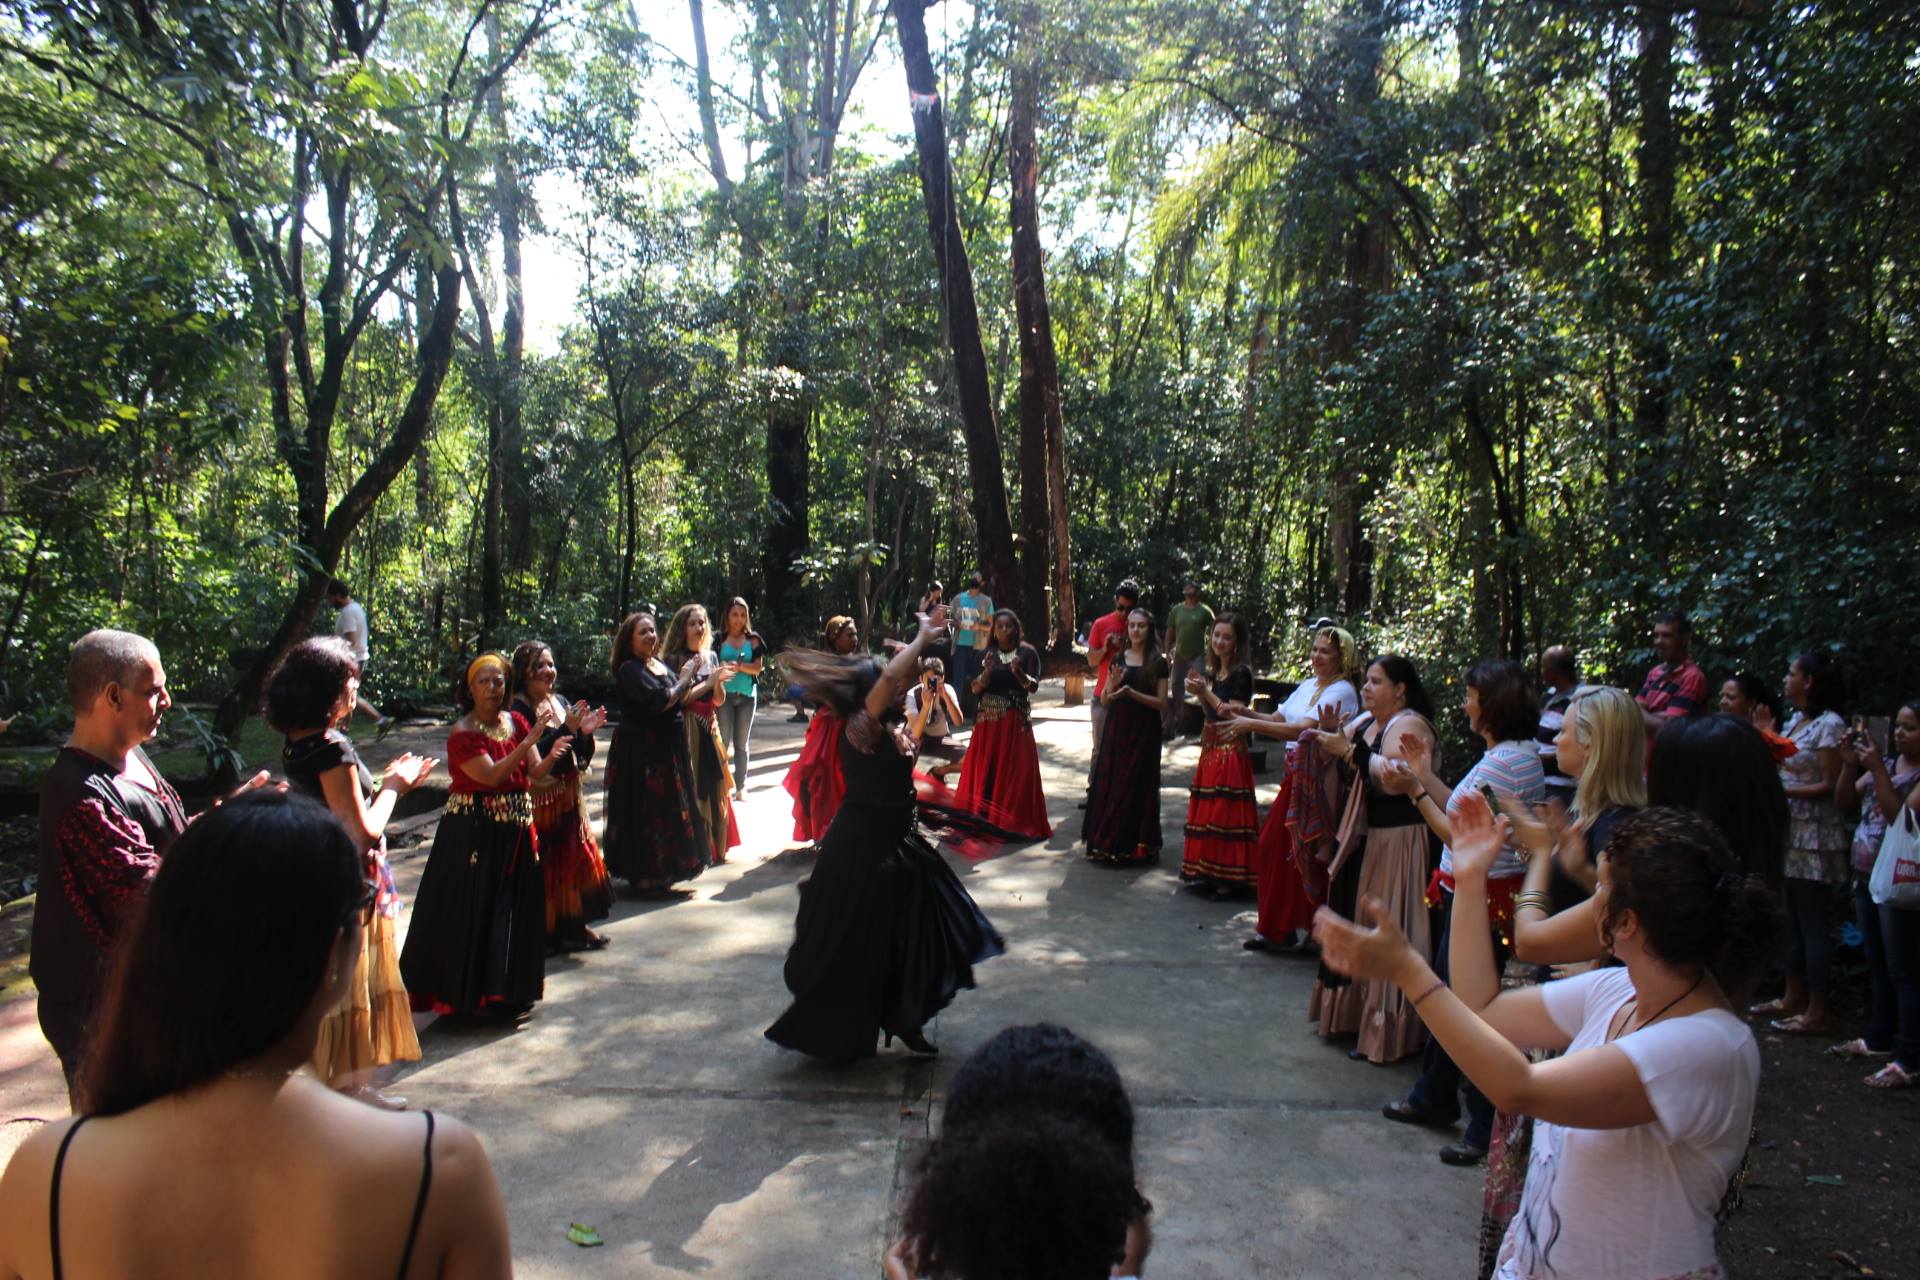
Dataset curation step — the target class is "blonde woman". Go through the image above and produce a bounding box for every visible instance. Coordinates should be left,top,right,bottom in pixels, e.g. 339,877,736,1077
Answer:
1509,687,1649,908
1481,685,1645,1274
664,603,741,863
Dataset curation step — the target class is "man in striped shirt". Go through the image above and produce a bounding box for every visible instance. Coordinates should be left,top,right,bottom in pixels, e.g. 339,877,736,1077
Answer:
1636,610,1707,737
1536,645,1580,806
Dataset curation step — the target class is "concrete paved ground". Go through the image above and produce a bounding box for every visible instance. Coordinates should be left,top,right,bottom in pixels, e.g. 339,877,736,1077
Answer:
2,688,1478,1277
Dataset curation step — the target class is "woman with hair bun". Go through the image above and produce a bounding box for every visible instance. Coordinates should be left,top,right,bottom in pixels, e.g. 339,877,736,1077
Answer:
1316,794,1775,1280
266,636,436,1098
400,653,573,1019
953,609,1051,841
784,616,860,845
766,607,1004,1061
0,791,512,1278
884,1023,1151,1280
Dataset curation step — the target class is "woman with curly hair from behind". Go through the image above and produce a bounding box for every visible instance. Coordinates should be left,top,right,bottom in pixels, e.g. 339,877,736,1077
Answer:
884,1024,1153,1280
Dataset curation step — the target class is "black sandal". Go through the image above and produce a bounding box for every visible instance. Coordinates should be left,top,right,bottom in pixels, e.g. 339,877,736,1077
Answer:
1381,1099,1457,1130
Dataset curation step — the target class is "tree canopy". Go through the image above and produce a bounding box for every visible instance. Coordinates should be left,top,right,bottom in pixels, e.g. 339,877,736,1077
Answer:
2,0,1914,757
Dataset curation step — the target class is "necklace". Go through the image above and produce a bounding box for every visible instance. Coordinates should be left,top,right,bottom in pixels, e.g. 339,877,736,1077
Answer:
1609,973,1705,1042
224,1065,301,1082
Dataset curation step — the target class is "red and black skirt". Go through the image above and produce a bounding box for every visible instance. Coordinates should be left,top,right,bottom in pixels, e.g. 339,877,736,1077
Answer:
1181,725,1258,885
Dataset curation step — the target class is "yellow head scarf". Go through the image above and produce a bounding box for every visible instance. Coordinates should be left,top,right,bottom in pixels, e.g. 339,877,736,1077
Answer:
466,652,510,687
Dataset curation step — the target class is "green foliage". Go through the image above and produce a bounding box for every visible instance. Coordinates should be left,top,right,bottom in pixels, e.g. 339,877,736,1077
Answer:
1,0,1916,757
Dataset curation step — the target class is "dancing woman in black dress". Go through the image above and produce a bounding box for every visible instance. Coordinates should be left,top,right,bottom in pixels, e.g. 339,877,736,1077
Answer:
766,606,1006,1061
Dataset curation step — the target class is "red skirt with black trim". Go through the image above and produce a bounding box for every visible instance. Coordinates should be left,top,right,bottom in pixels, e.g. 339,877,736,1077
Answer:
953,698,1052,841
1255,773,1319,936
1181,725,1258,884
783,709,846,843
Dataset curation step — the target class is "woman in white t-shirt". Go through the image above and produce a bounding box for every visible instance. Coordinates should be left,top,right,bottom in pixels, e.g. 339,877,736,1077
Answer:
1225,625,1360,953
1315,793,1776,1280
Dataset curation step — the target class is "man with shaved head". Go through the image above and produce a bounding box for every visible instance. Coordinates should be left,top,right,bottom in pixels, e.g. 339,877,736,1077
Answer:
32,629,188,1098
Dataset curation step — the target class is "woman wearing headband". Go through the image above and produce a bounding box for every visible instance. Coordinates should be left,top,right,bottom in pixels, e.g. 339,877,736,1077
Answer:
399,653,575,1020
1226,625,1362,952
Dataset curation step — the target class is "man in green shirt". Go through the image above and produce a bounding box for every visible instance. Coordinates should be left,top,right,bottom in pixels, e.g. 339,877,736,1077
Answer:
1162,581,1214,738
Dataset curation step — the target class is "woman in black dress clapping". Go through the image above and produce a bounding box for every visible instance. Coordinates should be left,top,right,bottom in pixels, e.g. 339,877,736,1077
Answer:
601,612,726,897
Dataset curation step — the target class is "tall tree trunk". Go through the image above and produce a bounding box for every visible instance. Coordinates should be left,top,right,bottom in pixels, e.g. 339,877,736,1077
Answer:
893,0,1018,600
1632,5,1677,444
1008,2,1061,642
1324,0,1392,618
215,263,463,739
488,10,532,573
452,180,506,644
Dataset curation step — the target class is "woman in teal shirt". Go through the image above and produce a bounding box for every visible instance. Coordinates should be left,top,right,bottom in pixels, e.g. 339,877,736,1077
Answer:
717,597,767,799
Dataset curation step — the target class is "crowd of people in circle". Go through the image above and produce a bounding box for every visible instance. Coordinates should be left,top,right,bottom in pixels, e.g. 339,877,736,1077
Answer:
4,573,1917,1278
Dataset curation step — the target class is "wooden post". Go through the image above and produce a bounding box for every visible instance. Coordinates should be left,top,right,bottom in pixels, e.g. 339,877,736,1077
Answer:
1064,669,1084,706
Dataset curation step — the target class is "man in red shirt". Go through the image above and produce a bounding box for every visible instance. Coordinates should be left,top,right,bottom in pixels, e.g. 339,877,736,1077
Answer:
1636,610,1708,741
1081,580,1141,802
33,630,188,1099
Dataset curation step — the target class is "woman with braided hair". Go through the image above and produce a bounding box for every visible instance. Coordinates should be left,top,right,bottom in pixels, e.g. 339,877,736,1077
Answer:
952,608,1051,842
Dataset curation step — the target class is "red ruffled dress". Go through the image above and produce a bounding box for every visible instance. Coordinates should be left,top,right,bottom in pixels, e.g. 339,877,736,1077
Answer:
1181,667,1259,887
1256,739,1350,937
953,643,1052,841
785,707,847,843
510,695,613,944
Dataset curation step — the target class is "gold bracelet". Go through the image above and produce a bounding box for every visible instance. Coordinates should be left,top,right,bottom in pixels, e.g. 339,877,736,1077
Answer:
1513,891,1553,915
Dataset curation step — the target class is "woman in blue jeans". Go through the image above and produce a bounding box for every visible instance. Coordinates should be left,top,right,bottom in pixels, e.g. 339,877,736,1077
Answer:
716,597,767,800
1836,701,1920,1088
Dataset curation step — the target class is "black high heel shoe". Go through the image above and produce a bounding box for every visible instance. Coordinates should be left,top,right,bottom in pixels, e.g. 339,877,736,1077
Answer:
887,1029,939,1057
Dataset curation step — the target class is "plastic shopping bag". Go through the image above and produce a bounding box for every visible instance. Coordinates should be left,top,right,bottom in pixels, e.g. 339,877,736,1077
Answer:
1868,805,1920,909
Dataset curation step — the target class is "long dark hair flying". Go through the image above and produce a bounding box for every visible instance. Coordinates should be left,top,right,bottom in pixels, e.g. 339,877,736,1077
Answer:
780,647,883,720
79,791,365,1116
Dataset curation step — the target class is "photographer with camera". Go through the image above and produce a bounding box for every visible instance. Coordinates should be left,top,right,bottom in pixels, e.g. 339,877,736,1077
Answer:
908,657,967,780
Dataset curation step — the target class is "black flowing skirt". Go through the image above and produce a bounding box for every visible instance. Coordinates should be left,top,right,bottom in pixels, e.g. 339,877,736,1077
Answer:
400,809,546,1014
602,724,711,886
766,800,1006,1060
